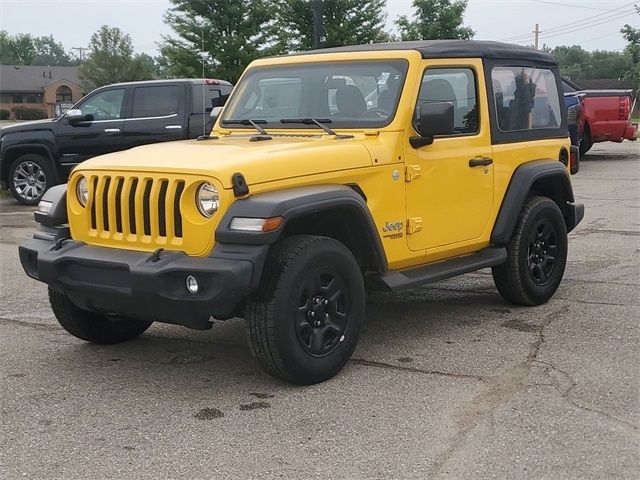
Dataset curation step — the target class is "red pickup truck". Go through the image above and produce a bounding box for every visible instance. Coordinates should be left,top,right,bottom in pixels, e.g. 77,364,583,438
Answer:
563,79,638,154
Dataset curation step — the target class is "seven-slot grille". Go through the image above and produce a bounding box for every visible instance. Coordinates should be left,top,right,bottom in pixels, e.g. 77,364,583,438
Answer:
88,175,185,243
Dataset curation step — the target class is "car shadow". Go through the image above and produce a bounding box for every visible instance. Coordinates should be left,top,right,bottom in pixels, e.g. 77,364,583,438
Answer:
39,280,510,396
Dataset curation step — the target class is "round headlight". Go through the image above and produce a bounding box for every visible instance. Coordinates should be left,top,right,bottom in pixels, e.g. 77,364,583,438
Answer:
196,182,219,217
76,176,88,207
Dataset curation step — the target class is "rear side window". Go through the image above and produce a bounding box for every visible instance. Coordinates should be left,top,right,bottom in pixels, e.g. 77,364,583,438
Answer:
414,67,478,135
491,67,561,132
131,85,180,118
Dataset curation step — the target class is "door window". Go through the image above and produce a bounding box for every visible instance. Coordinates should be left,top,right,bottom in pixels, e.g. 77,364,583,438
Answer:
491,67,561,131
131,85,180,118
414,68,479,135
79,89,125,120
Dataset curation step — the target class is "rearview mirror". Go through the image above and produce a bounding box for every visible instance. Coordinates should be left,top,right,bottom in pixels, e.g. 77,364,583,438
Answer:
410,101,455,148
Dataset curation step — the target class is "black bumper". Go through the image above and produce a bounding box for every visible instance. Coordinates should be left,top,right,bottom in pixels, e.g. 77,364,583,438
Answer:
566,201,585,233
19,237,267,329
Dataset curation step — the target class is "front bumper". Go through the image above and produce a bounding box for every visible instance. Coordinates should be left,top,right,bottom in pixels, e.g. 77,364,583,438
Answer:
19,237,266,329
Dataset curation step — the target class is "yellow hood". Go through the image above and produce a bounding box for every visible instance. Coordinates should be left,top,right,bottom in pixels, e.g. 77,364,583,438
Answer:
76,134,374,188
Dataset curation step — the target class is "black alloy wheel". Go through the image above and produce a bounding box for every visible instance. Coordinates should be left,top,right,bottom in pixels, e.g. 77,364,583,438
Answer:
527,219,559,286
294,267,350,357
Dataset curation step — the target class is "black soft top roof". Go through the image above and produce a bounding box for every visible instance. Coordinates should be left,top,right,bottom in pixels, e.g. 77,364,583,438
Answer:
295,40,558,66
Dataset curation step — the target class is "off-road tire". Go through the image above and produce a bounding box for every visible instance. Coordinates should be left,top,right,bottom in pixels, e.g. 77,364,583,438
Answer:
49,288,152,344
8,154,56,205
492,196,568,306
246,235,365,385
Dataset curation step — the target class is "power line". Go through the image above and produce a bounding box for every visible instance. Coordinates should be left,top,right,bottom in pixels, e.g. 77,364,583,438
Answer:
498,5,636,42
539,11,637,40
529,0,636,12
499,3,637,41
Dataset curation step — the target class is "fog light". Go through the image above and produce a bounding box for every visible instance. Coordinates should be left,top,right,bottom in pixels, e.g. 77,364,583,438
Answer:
186,275,199,294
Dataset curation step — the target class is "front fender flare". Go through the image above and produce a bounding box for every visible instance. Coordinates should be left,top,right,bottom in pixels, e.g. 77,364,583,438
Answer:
215,184,387,271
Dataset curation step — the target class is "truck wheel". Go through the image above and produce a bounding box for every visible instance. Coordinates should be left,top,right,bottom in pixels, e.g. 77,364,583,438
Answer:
492,196,568,306
579,128,592,156
246,235,365,385
8,154,56,205
49,288,152,344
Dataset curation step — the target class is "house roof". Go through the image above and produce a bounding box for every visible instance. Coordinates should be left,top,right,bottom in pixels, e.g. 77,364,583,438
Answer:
0,65,81,92
296,40,558,66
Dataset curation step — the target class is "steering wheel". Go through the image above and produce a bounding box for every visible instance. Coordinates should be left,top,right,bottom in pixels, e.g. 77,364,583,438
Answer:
93,107,112,119
361,107,389,118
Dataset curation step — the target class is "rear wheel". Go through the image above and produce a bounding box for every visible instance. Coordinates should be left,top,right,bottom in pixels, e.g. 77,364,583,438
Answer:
579,126,592,156
492,196,568,306
8,154,56,205
246,235,365,385
49,288,152,344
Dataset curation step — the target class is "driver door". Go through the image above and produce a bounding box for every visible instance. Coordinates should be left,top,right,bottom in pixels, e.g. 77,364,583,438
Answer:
56,87,129,166
404,61,494,254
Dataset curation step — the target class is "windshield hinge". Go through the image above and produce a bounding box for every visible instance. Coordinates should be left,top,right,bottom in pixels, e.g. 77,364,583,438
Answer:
405,165,422,182
407,217,422,234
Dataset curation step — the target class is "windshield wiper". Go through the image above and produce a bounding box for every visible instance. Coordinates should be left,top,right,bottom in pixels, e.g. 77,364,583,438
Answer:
221,118,270,138
280,118,353,139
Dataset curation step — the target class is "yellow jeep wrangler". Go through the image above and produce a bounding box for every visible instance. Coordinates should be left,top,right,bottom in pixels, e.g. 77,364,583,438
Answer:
20,41,584,384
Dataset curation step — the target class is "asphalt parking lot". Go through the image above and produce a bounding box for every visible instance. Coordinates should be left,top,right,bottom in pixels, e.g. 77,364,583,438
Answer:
0,142,638,479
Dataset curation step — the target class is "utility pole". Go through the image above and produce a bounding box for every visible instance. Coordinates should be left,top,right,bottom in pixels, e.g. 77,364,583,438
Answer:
312,0,326,49
71,47,88,61
532,24,541,50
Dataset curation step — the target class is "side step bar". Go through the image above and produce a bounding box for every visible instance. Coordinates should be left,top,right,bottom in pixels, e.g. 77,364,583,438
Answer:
370,247,507,292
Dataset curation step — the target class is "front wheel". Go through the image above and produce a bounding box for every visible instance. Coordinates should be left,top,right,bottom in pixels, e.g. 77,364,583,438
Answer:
8,154,56,205
492,196,568,306
246,235,365,385
49,288,153,344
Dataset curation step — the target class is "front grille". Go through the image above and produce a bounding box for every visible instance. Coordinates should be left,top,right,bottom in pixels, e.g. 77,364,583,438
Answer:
88,175,185,244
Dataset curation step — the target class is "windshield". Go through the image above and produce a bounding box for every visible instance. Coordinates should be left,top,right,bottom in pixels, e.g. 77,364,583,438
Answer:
221,60,408,129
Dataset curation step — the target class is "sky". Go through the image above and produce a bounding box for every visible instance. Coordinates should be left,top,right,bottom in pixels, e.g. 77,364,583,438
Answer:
1,0,638,58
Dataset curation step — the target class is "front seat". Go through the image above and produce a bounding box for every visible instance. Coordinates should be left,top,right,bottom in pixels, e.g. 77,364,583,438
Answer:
417,78,458,124
335,85,367,117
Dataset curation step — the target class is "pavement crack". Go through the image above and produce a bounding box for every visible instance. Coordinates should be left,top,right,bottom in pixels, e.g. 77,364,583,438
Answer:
0,315,58,332
535,359,638,433
430,305,570,477
350,358,486,381
554,297,632,307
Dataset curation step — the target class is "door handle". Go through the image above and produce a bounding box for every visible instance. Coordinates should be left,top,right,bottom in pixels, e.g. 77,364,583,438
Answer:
104,128,120,133
165,125,182,130
469,157,493,167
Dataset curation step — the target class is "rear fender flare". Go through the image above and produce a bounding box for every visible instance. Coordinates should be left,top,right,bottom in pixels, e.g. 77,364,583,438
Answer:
491,160,577,244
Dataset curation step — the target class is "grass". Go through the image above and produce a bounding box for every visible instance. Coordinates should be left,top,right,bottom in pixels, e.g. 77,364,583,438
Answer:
0,188,11,198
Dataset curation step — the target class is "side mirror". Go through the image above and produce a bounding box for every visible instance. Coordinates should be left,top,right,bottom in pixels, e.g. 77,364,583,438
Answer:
65,109,84,123
410,101,455,148
210,106,223,126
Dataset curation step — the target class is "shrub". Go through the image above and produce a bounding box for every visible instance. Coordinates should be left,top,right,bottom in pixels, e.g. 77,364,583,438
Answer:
0,109,9,120
11,106,48,120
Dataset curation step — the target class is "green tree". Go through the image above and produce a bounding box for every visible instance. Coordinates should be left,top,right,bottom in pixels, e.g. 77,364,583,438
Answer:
0,31,36,64
621,7,640,91
78,26,155,90
277,0,388,51
158,0,283,83
32,35,74,66
395,0,474,41
0,31,74,65
549,44,633,84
